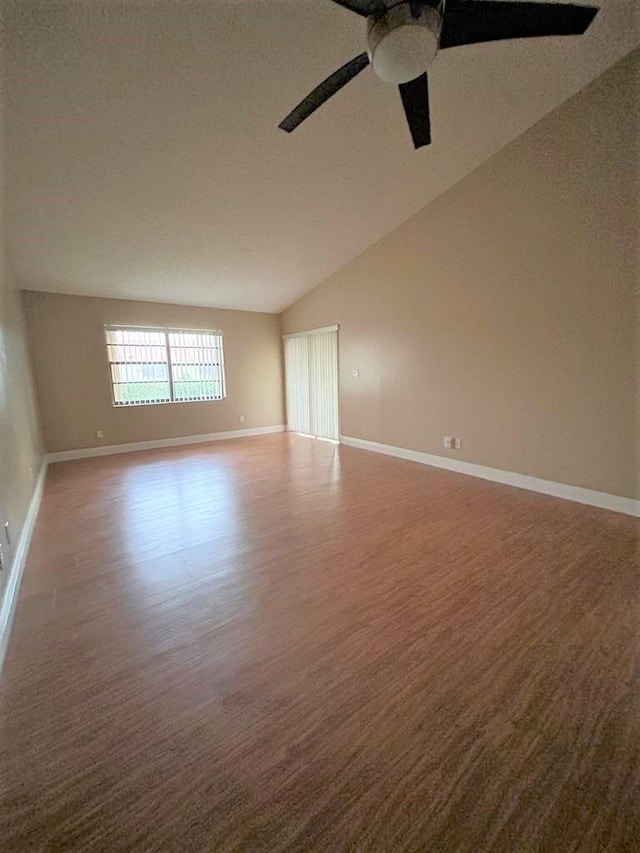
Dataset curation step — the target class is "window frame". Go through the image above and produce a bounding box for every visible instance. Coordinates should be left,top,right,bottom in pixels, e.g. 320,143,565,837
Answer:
104,324,226,408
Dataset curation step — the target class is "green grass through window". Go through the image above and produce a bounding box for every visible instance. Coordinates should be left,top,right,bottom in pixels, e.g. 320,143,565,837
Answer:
117,380,222,404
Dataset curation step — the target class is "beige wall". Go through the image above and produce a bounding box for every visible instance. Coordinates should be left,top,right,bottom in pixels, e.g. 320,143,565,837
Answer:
0,64,43,600
0,263,43,596
23,291,284,453
282,51,639,500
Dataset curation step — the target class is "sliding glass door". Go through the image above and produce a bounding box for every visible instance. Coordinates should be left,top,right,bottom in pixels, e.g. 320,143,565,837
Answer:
284,327,339,441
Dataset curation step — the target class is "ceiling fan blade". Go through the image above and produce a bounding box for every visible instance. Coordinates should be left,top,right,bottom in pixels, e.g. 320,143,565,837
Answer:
399,73,431,149
279,53,370,133
328,0,387,17
440,0,598,49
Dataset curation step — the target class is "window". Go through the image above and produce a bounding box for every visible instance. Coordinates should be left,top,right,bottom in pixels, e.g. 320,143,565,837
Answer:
105,325,225,406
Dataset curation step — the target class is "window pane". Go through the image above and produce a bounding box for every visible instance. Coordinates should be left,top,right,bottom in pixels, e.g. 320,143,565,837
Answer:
105,327,171,406
168,331,225,402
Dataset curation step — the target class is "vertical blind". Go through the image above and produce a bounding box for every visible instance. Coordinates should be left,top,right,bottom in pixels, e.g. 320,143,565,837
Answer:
105,326,225,406
284,335,311,435
284,328,339,441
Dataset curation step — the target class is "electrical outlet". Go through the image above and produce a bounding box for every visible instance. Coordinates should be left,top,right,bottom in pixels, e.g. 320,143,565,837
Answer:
239,415,245,424
4,521,10,546
454,438,462,450
96,429,104,439
352,368,360,379
443,437,454,449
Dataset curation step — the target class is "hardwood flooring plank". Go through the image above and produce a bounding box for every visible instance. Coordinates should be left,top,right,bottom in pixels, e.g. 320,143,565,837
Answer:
1,434,638,851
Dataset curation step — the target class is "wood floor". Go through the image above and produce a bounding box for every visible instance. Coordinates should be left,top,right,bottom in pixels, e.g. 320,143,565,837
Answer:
1,434,639,851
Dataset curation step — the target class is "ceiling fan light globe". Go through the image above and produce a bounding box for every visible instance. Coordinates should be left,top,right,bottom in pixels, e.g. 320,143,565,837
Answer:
368,4,442,85
371,25,438,83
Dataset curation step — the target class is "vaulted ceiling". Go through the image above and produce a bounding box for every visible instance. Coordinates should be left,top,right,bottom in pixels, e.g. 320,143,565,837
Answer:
3,0,638,312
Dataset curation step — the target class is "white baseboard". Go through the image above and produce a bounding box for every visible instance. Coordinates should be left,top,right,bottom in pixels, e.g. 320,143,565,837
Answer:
340,435,640,518
0,460,48,674
46,425,287,463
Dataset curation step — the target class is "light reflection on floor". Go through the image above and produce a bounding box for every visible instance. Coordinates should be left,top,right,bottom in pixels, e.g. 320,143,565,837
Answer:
120,453,240,586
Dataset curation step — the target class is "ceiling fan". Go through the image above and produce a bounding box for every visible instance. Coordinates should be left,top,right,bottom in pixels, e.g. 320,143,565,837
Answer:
279,0,599,148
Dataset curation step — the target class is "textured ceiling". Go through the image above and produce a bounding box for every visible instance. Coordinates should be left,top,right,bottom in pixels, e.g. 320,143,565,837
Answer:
3,0,638,313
